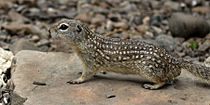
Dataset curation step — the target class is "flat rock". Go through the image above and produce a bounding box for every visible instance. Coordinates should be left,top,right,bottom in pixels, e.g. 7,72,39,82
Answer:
13,50,210,105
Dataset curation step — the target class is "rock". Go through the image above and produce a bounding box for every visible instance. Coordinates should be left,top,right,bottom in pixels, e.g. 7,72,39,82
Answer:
13,50,210,105
144,31,154,38
155,35,179,52
168,13,210,39
2,22,48,39
142,16,150,25
10,39,39,54
152,26,163,34
0,47,14,105
75,13,92,23
113,21,128,30
0,41,10,50
204,56,210,67
108,13,121,22
8,10,30,23
192,6,210,14
91,14,106,25
0,0,15,9
0,47,13,83
128,15,143,26
184,0,202,7
136,25,148,35
120,1,137,13
30,35,40,42
164,1,180,11
36,39,50,47
150,15,164,27
136,16,150,35
35,38,51,52
149,1,160,9
198,40,210,51
57,0,69,4
11,93,27,105
106,20,114,31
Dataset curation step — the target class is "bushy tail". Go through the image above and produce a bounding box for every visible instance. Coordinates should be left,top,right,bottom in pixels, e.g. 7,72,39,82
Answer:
181,61,210,81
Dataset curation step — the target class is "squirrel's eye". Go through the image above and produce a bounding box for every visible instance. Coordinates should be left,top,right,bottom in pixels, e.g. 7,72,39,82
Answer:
59,23,69,31
76,25,82,33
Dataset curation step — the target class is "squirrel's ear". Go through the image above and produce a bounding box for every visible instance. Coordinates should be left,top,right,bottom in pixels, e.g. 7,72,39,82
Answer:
76,25,82,33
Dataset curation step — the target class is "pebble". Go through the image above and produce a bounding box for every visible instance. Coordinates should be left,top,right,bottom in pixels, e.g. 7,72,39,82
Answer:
10,39,40,54
91,14,106,25
204,56,210,67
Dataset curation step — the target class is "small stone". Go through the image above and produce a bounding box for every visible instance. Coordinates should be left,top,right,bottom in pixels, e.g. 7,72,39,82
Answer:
57,0,69,4
9,39,39,54
198,40,210,51
136,25,148,35
0,47,14,103
150,15,163,27
8,10,29,23
152,26,163,34
108,13,121,22
192,6,210,14
106,20,114,31
30,35,40,42
164,1,180,11
0,47,13,73
144,31,154,38
204,56,210,67
2,22,48,39
36,39,50,47
75,13,92,23
113,21,128,29
149,1,160,9
91,14,106,25
120,1,137,12
142,16,150,25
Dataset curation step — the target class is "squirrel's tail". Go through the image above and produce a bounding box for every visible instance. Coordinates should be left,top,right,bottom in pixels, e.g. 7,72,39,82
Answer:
181,61,210,81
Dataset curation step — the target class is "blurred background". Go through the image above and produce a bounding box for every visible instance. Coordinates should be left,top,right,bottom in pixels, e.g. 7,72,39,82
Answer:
0,0,210,61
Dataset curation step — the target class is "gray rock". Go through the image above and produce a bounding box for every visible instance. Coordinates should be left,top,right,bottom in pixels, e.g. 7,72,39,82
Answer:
204,56,210,67
12,93,27,105
198,40,210,51
10,39,39,54
13,50,210,105
164,1,180,11
168,13,210,39
91,14,106,25
149,1,160,9
155,35,179,52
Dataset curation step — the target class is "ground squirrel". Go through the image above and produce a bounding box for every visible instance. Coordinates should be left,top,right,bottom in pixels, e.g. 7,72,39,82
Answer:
49,19,210,90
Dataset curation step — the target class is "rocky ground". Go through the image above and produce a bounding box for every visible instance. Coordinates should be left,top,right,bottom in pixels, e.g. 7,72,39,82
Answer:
0,0,209,105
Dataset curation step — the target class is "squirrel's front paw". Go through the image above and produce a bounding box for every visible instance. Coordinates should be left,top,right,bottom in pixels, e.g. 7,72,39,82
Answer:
67,78,84,84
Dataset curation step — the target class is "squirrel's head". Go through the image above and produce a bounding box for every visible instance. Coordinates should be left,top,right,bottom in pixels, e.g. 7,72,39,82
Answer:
49,19,89,43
